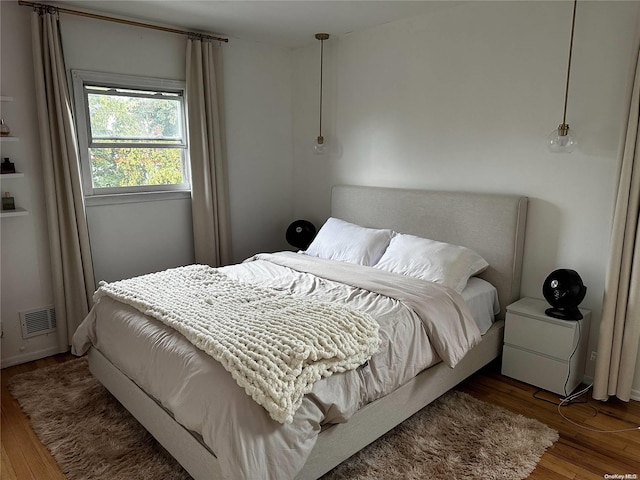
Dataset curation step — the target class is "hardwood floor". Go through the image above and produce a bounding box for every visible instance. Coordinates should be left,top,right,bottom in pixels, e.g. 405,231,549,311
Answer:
1,354,70,480
2,354,639,479
457,364,640,479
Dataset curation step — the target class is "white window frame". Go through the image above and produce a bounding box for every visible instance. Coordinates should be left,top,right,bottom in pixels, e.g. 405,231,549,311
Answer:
72,70,190,199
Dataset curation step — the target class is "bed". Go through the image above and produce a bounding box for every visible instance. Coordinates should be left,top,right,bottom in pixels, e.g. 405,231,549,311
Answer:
72,185,528,480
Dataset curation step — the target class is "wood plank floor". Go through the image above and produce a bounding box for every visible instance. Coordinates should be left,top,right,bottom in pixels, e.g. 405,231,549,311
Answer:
457,364,640,480
1,354,70,480
2,354,639,479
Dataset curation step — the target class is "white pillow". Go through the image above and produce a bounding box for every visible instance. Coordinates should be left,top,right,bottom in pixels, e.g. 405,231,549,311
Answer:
304,217,394,266
374,234,489,293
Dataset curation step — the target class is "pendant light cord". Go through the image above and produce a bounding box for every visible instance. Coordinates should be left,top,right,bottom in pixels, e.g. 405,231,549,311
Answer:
319,37,324,138
315,33,329,142
562,0,577,126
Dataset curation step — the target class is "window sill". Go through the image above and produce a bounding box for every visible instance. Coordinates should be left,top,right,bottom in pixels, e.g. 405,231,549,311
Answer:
85,190,191,207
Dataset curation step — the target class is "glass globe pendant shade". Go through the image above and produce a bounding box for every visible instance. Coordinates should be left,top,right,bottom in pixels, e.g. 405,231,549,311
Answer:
548,124,577,153
312,135,328,155
548,0,579,154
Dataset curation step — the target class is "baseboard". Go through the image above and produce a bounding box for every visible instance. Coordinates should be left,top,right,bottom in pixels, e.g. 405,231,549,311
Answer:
0,345,66,369
582,375,640,402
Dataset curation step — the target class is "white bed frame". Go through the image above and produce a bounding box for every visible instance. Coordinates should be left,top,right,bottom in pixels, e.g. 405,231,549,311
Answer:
88,185,529,480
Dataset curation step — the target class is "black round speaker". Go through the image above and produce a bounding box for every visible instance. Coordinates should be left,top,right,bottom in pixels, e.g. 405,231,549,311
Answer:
542,269,587,320
286,220,316,250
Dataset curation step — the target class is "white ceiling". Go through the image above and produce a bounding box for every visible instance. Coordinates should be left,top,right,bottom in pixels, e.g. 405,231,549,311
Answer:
55,1,457,48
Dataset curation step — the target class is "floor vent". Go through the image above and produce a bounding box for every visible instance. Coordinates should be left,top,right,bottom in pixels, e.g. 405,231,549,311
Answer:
20,306,56,338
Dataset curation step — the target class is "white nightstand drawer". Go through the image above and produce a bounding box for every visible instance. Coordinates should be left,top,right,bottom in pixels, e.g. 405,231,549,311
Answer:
502,345,580,395
504,312,577,360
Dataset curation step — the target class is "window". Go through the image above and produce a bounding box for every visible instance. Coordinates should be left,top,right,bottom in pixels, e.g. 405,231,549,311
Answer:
72,71,189,196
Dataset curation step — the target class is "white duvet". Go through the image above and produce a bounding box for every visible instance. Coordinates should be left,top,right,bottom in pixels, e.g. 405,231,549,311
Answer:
72,252,482,480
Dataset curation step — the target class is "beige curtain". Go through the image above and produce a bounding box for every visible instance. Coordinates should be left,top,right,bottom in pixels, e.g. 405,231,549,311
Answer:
593,46,640,402
31,9,95,350
186,37,232,267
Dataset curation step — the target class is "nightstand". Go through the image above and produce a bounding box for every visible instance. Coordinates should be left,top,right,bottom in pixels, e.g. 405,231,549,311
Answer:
501,297,591,396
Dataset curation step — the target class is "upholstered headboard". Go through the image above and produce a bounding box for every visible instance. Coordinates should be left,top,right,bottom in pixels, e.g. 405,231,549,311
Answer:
331,185,528,320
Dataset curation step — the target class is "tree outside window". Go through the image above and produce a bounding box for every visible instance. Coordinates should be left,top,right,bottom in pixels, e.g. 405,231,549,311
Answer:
73,71,189,196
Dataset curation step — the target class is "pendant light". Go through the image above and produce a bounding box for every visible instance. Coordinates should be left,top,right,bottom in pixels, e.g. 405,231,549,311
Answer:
312,33,330,155
548,0,578,153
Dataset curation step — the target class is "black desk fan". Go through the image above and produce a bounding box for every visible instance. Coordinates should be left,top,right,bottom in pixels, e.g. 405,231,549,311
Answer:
542,269,587,320
286,220,316,250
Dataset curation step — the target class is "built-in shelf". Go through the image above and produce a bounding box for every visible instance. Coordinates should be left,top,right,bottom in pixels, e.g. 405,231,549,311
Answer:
1,207,28,218
1,172,24,179
1,96,24,219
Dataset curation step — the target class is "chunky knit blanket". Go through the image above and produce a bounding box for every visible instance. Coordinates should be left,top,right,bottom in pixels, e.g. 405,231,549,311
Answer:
93,265,381,424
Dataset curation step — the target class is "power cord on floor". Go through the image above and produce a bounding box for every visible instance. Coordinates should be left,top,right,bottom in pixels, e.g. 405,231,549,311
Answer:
525,314,640,433
557,384,640,433
533,388,594,411
533,385,640,433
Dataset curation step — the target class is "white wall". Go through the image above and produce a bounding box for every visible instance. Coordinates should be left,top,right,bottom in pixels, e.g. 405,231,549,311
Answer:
291,1,640,395
223,39,295,262
0,1,294,366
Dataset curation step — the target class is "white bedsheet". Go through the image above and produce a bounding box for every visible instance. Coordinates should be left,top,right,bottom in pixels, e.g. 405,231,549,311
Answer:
72,254,491,480
462,277,500,334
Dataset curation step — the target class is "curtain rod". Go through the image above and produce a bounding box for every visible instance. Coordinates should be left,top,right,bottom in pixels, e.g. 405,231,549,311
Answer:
18,0,229,43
